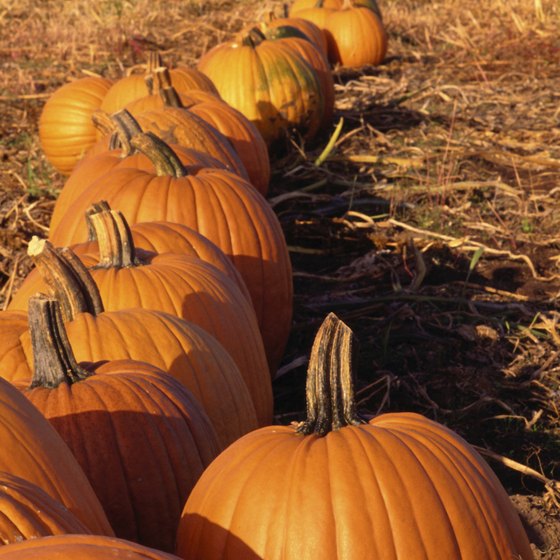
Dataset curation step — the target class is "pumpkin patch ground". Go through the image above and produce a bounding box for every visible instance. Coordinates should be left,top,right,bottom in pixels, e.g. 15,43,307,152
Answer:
0,0,559,557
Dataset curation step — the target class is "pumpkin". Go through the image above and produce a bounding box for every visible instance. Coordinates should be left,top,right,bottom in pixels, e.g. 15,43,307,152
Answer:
264,9,329,60
46,133,293,375
39,76,112,174
197,26,325,146
325,0,387,67
0,535,182,559
257,25,334,126
0,472,90,545
49,116,232,238
176,313,534,560
125,68,271,195
290,0,383,21
17,209,274,426
25,294,221,551
0,376,112,536
1,238,258,447
100,50,219,114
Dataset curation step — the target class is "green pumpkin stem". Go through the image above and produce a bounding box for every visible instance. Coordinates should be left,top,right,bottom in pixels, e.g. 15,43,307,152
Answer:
28,294,91,389
88,208,138,269
27,237,104,321
297,313,364,436
129,132,188,178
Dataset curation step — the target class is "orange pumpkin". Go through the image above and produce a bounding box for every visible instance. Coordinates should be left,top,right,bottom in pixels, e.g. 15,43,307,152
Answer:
1,239,258,448
125,69,271,195
325,0,387,67
39,76,112,174
25,294,221,551
177,314,534,560
0,535,182,559
100,50,219,114
0,377,112,536
45,134,293,375
16,209,274,426
197,27,325,146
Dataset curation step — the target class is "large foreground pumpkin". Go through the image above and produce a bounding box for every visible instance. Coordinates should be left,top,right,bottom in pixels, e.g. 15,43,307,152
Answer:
176,314,533,560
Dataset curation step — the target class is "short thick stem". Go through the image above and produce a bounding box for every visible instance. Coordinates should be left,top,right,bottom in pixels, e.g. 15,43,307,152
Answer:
27,237,104,321
296,313,363,436
29,294,91,389
87,208,138,269
129,132,188,178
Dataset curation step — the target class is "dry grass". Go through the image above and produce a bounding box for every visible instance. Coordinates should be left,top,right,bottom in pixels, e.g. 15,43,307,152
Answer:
1,0,560,555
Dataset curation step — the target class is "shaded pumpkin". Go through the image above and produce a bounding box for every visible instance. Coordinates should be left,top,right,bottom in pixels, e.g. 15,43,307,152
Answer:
16,209,274,426
45,134,293,375
0,472,91,545
24,294,221,552
125,68,270,195
176,314,534,560
39,76,112,174
0,376,112,536
2,239,258,448
0,534,182,559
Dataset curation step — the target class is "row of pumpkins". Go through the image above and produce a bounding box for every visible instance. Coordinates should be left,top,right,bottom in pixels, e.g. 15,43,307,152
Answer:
0,1,535,558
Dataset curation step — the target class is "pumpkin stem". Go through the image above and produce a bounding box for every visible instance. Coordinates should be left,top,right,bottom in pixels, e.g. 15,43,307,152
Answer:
28,294,91,389
296,313,364,436
241,27,267,48
152,67,185,109
88,207,138,269
27,237,104,321
85,200,112,241
91,109,143,156
129,132,188,178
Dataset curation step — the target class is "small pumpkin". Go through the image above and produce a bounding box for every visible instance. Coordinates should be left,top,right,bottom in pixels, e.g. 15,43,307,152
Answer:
39,76,112,174
177,314,534,560
24,294,221,551
325,0,387,67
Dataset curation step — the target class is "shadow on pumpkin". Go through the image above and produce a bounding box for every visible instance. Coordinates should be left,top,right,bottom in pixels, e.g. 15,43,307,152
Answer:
176,514,263,560
47,407,214,554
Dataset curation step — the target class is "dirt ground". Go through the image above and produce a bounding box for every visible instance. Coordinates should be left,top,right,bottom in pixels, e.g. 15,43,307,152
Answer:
1,0,559,556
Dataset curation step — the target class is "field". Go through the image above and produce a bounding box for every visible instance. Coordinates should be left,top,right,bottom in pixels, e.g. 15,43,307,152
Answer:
1,0,559,556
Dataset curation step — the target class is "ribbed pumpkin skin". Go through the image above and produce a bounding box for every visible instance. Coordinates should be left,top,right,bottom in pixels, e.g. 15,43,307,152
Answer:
0,308,258,449
0,472,91,545
176,412,533,560
39,76,112,174
125,91,270,196
46,167,293,375
10,252,273,427
26,360,221,552
0,311,29,388
68,220,252,304
290,0,383,21
197,38,324,146
326,6,387,67
266,16,329,59
0,535,182,559
100,67,219,114
49,145,228,235
134,108,250,181
0,377,113,537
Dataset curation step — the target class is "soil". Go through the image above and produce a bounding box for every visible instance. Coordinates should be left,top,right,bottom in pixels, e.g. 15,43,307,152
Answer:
1,0,559,556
